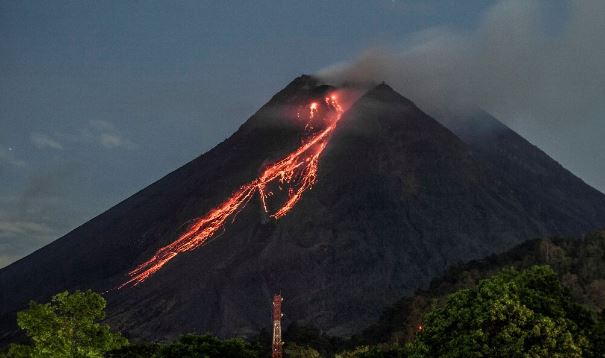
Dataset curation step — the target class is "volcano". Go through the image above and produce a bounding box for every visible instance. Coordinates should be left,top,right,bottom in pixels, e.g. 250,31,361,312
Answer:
1,76,605,342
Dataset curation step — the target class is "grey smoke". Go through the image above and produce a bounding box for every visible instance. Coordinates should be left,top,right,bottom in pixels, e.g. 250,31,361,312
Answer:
317,0,605,192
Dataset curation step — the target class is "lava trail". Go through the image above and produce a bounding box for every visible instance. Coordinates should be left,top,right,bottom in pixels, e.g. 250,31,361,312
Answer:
120,95,344,288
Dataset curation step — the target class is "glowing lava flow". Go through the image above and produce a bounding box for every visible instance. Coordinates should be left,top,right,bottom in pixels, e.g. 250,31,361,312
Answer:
120,95,344,288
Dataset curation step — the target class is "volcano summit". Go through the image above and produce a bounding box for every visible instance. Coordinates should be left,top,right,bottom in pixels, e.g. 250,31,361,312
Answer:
1,76,605,343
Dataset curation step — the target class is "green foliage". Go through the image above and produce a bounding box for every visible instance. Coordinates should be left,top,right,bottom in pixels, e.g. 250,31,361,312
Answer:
408,266,594,357
104,342,161,357
5,234,604,358
247,328,272,357
357,232,605,345
336,346,372,358
594,310,605,357
283,342,321,358
154,334,260,358
336,345,408,358
6,290,127,358
284,322,346,356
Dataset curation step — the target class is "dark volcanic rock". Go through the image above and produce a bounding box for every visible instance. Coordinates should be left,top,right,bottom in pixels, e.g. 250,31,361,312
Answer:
438,111,605,236
1,77,604,344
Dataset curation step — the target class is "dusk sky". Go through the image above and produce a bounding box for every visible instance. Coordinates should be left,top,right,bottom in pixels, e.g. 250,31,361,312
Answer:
1,0,603,267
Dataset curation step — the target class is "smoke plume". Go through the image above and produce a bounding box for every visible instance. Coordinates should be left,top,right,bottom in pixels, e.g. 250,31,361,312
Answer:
318,0,605,122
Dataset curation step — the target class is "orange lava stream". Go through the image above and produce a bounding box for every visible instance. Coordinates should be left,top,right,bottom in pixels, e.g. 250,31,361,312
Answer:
120,95,343,288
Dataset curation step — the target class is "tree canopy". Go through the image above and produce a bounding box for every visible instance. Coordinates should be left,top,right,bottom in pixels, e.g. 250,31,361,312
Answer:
5,290,127,358
3,234,605,357
283,342,321,358
408,265,595,357
153,334,259,358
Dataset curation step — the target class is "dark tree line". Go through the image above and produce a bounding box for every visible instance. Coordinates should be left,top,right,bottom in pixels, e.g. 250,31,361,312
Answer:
2,231,605,357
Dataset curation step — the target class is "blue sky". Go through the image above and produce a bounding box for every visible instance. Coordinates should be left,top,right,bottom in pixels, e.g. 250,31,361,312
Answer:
2,0,602,267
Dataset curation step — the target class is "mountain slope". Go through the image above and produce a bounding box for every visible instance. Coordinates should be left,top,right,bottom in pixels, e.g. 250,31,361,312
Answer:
1,77,604,344
0,75,332,341
439,111,605,235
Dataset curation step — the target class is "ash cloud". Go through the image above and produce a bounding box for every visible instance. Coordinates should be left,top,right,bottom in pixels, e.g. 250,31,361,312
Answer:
317,0,605,192
318,0,604,121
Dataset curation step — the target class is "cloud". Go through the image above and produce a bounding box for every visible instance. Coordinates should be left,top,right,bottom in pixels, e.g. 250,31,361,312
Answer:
89,119,115,132
0,220,57,239
0,209,62,269
0,147,25,168
98,133,124,149
31,120,136,151
317,0,605,123
31,132,64,150
88,120,135,149
0,166,81,268
316,0,605,193
87,120,136,149
3,119,135,267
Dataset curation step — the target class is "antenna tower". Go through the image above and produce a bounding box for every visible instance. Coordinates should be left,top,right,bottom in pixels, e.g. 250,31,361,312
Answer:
271,294,283,358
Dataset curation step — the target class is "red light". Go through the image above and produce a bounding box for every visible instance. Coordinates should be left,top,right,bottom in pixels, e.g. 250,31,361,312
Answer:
119,95,345,288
